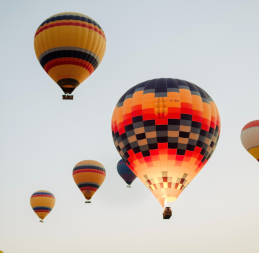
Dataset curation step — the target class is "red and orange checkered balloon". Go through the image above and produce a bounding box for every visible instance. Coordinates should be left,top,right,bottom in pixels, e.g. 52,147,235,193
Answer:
112,78,221,207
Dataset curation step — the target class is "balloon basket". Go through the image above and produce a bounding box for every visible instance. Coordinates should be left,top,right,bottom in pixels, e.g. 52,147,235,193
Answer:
163,207,172,219
63,94,73,100
127,185,131,188
85,201,91,203
40,220,44,223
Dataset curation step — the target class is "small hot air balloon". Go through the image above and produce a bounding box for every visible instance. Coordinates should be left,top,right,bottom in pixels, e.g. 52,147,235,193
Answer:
117,159,136,187
241,120,259,161
34,12,106,100
112,78,221,217
30,190,55,222
73,160,106,203
0,250,4,253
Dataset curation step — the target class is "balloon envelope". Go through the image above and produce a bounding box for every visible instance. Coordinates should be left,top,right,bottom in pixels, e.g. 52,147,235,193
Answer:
30,190,55,220
112,78,221,207
241,120,259,161
73,160,106,200
117,159,137,186
34,12,106,95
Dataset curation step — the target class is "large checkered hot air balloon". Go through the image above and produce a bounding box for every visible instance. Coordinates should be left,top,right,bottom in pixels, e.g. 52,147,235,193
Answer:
30,190,55,222
112,78,221,209
34,12,106,100
73,160,106,203
241,120,259,162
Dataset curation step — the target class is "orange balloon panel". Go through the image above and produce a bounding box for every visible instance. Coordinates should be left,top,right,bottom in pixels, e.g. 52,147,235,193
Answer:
112,78,221,207
73,160,106,200
241,120,259,161
30,190,55,220
34,12,106,94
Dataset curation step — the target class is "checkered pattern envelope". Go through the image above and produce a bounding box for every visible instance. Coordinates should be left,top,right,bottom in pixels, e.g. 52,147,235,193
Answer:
112,78,221,207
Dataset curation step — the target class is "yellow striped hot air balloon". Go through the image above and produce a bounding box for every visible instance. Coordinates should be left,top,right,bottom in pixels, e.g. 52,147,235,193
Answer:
73,160,106,203
241,120,259,162
34,12,106,99
30,190,55,222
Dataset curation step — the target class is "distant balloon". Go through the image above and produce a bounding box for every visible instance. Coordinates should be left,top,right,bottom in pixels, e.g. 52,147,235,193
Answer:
0,250,3,253
30,190,55,222
34,12,106,99
112,78,221,207
117,159,136,187
241,120,259,162
73,160,106,203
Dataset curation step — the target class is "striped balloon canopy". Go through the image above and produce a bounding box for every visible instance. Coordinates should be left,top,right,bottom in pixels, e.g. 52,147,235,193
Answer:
73,160,106,202
30,190,55,222
34,12,106,96
112,78,221,207
117,159,137,186
241,120,259,162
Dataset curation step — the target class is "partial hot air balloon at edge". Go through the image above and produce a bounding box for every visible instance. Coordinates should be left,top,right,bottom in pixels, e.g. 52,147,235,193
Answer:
34,12,106,100
241,120,259,162
117,159,136,187
30,190,55,222
112,78,221,219
73,160,106,203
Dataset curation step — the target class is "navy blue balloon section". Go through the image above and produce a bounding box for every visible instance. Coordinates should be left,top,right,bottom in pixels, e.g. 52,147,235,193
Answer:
117,159,137,185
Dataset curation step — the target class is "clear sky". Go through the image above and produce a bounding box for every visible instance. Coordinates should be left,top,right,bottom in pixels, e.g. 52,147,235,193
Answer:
0,0,258,253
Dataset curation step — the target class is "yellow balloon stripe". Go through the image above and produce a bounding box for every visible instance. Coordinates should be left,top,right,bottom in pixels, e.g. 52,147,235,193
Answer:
34,24,105,59
248,147,259,161
47,65,90,83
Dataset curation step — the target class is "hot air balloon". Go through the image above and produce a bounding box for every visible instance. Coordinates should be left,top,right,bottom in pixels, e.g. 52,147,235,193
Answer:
0,250,3,253
117,159,136,187
112,78,221,217
73,160,106,203
34,12,106,100
30,190,55,222
241,120,259,161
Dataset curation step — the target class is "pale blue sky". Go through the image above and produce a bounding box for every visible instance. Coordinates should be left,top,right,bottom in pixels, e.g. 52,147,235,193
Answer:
0,0,258,253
